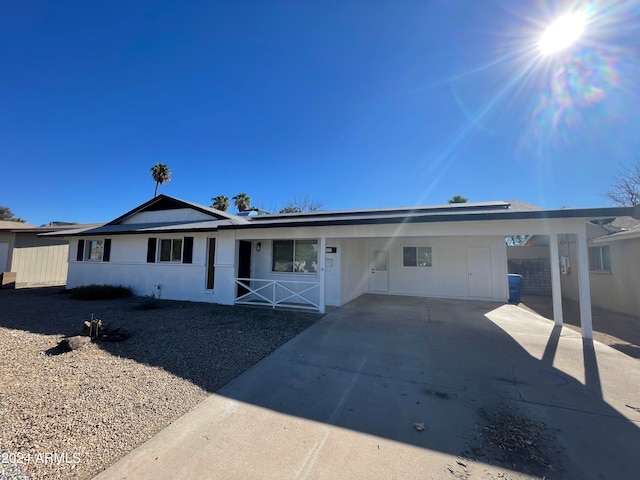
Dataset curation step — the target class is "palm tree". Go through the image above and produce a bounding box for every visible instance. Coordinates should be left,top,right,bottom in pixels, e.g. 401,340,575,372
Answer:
448,194,468,204
211,195,230,211
232,193,252,212
150,163,171,197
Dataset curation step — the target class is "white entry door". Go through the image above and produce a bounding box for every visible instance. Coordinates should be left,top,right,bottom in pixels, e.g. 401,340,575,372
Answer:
369,247,389,292
467,246,493,298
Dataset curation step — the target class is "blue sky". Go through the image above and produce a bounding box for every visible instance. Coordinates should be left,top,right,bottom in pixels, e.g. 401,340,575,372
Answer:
2,0,639,226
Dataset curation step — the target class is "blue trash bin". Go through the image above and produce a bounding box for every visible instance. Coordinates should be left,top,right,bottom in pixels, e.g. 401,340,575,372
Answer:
508,274,523,303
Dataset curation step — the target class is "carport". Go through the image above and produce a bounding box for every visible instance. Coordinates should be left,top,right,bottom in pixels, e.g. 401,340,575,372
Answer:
94,294,640,480
224,201,639,340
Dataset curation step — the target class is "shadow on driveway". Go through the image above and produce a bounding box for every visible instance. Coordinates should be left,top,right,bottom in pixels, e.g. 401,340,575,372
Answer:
520,294,640,359
209,294,640,479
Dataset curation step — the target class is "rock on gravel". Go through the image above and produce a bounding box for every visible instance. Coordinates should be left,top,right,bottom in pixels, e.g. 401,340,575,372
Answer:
59,335,92,351
0,288,320,480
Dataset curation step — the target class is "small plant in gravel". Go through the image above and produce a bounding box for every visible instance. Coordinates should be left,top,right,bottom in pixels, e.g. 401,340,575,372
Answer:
135,296,161,310
69,284,132,300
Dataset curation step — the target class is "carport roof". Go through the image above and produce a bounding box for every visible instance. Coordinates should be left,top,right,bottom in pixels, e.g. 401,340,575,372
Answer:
220,200,638,230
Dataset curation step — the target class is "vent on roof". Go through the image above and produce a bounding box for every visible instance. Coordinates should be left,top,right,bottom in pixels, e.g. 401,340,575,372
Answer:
237,209,270,216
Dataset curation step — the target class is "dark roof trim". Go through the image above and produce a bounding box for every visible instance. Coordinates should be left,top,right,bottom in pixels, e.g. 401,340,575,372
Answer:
218,206,638,230
250,200,513,221
65,226,219,237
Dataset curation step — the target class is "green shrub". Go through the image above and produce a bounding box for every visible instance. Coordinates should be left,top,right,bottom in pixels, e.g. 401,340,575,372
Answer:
69,284,133,300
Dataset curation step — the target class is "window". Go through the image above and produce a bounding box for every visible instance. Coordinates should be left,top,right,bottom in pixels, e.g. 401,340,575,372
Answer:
88,240,104,261
76,239,111,262
159,238,183,262
589,245,611,272
403,246,432,267
206,238,216,290
147,237,193,264
272,240,318,273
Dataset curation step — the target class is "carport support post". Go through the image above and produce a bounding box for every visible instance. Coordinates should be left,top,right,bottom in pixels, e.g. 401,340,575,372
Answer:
549,234,563,326
318,237,326,314
575,229,593,340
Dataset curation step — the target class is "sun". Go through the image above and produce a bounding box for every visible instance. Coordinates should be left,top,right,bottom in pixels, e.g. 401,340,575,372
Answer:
539,12,586,55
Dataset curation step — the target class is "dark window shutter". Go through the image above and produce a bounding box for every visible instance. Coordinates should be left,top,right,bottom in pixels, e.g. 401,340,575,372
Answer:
103,239,111,262
183,237,193,264
146,238,157,263
76,240,85,262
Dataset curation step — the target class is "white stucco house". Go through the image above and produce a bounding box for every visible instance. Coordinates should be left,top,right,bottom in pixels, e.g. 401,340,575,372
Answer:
50,195,638,340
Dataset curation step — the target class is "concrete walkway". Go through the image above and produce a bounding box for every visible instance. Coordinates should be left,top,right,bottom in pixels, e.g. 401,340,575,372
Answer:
94,295,640,480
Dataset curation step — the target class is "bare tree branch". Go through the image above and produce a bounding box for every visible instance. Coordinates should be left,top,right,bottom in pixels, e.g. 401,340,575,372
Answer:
606,160,640,206
279,195,325,214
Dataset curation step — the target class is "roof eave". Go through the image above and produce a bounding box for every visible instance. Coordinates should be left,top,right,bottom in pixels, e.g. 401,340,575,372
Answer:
592,229,640,243
223,206,637,230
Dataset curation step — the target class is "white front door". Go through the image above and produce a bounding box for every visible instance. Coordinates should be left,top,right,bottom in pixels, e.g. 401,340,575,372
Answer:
369,247,389,292
324,244,341,306
467,246,493,298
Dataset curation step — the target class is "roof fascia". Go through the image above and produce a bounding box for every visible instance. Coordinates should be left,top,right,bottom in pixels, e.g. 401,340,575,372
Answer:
56,226,221,237
250,201,512,221
222,206,636,230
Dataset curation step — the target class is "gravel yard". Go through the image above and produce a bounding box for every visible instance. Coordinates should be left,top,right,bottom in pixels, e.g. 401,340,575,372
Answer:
0,288,320,480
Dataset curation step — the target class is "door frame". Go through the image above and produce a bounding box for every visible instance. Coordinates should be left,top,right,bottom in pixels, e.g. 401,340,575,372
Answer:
466,245,493,298
368,245,389,293
237,240,252,296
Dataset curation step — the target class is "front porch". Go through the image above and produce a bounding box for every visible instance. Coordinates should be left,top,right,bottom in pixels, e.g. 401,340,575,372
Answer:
234,277,321,311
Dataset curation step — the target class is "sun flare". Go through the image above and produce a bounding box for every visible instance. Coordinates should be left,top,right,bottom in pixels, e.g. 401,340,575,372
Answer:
539,12,586,55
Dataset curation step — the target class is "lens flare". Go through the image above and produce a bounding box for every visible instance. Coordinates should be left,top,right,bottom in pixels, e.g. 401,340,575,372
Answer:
539,12,587,55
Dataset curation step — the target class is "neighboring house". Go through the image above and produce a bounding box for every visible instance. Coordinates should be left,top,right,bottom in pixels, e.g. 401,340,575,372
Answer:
0,221,101,288
508,217,640,317
50,195,638,340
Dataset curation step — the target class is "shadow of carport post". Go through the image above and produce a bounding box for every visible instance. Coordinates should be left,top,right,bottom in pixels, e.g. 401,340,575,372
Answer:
582,338,603,399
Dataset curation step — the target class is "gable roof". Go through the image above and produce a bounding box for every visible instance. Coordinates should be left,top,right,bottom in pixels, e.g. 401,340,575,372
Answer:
45,195,249,237
107,195,247,225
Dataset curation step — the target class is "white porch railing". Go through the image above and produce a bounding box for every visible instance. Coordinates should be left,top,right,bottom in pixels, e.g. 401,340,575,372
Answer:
234,278,320,311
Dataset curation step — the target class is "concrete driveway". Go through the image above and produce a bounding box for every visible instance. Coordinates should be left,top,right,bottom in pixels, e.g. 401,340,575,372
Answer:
95,295,640,480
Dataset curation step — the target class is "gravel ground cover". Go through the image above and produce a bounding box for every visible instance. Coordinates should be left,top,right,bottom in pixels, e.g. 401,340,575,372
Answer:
0,288,320,480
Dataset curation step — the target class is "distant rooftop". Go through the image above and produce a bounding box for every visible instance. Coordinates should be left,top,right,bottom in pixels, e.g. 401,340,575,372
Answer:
0,220,36,230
